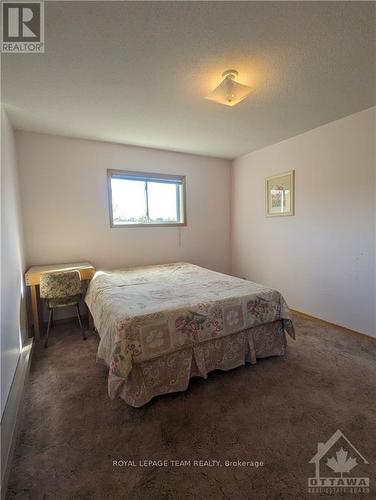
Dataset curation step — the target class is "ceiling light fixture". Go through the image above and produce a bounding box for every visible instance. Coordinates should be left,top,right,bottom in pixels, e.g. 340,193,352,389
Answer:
205,69,252,107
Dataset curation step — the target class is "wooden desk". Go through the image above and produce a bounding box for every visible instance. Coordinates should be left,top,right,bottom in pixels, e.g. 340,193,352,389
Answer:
25,262,96,339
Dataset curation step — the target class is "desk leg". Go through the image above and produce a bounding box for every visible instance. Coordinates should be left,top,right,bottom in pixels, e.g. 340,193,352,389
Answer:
88,308,94,332
30,285,40,339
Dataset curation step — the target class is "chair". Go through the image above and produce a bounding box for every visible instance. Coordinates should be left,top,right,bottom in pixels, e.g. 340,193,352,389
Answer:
39,270,86,347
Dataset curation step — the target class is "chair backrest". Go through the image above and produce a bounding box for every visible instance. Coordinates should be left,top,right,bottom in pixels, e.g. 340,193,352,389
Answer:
40,270,82,299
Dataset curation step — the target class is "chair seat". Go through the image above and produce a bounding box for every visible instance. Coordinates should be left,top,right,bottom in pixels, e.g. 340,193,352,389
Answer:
47,294,81,308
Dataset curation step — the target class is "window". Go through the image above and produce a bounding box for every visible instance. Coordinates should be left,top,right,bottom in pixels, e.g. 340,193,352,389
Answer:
107,170,186,227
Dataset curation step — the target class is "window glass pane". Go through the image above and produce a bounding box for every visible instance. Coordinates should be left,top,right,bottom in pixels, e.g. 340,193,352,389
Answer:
148,181,178,223
109,172,185,226
111,178,147,224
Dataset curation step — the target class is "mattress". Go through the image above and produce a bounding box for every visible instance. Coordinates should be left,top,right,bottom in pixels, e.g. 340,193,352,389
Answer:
85,262,295,406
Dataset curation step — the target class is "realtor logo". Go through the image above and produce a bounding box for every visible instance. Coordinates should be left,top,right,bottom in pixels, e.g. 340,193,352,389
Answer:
308,429,370,494
1,1,44,52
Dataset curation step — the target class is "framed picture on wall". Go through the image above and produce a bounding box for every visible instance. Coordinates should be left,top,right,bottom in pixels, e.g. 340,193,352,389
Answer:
265,170,295,217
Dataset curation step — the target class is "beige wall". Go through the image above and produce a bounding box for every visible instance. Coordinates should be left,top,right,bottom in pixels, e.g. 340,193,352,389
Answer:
231,107,376,337
12,110,376,337
1,108,27,416
16,132,231,274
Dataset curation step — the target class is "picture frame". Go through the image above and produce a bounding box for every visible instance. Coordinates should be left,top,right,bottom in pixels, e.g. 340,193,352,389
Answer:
265,170,295,217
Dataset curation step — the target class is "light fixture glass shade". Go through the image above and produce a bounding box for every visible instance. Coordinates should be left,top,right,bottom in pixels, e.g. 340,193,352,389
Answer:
205,70,252,107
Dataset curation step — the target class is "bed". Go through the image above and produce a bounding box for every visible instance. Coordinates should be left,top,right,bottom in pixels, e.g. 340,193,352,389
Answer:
85,262,295,407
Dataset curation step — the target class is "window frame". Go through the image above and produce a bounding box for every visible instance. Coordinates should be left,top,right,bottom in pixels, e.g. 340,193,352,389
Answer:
107,169,187,228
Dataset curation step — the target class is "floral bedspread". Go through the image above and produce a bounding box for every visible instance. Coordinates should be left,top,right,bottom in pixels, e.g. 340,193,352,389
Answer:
85,262,295,398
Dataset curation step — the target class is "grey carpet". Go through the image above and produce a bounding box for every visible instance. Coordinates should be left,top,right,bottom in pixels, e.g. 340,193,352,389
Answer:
6,314,376,500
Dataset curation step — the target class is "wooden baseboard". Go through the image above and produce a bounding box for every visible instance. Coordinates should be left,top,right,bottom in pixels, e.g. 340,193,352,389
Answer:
1,339,33,499
291,309,376,343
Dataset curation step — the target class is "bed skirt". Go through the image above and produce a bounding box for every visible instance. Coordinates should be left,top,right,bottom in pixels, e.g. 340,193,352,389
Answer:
114,320,287,407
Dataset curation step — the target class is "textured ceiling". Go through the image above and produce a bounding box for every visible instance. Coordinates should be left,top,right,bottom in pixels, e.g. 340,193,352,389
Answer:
2,1,375,159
